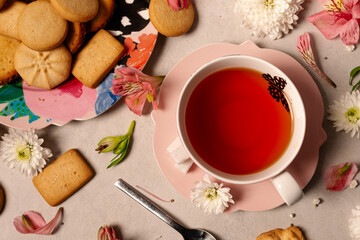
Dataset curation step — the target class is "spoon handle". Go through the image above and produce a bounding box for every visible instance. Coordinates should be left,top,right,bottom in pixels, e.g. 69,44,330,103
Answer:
114,179,187,235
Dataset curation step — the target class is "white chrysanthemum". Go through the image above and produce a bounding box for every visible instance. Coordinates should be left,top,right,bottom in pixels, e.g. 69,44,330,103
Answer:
234,0,304,40
190,174,234,215
328,91,360,138
349,206,360,239
0,128,52,176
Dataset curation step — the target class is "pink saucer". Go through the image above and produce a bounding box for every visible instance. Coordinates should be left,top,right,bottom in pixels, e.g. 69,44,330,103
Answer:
152,41,327,212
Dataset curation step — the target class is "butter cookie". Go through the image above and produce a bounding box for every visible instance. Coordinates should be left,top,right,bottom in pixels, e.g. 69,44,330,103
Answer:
14,43,72,89
17,1,68,51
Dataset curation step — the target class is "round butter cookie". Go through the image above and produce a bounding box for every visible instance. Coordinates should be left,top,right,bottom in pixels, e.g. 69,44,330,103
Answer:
0,35,20,85
65,22,86,53
17,1,68,51
149,0,194,37
86,0,115,32
15,43,72,89
50,0,99,22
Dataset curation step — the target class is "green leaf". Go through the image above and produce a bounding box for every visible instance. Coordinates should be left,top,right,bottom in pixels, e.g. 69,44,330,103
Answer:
351,79,360,93
0,82,23,104
349,66,360,85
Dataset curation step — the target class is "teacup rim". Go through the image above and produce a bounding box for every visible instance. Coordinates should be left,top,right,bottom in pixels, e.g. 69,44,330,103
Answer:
176,54,306,184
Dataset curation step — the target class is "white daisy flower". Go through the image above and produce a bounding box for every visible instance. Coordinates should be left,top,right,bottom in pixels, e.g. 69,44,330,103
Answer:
190,174,234,215
328,91,360,138
0,128,52,177
234,0,304,40
349,206,360,240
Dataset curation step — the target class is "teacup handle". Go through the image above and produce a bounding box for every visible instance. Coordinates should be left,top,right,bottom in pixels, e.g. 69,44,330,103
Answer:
271,171,303,205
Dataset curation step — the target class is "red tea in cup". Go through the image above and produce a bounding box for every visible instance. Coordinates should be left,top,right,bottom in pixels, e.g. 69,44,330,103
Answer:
185,67,292,175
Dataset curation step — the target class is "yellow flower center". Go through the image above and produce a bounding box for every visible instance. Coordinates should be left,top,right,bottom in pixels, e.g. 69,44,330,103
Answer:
345,107,360,124
264,0,275,7
324,0,344,11
16,144,32,161
205,187,218,200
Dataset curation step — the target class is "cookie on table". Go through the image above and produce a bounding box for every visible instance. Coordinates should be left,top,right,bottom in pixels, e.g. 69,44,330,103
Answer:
86,0,115,32
0,0,6,9
72,29,125,88
0,35,20,85
14,43,72,89
50,0,99,22
17,1,68,51
149,0,195,37
0,0,27,40
256,226,306,240
65,21,86,54
32,149,94,206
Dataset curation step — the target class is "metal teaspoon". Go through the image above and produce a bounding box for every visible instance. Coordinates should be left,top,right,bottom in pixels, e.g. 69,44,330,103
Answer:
114,179,217,240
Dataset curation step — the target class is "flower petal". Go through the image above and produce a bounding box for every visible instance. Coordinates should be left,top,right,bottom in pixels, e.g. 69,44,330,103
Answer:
344,0,359,7
32,207,62,235
125,91,148,116
22,211,47,229
339,18,360,45
297,32,336,87
352,3,360,18
180,0,189,9
307,10,348,39
167,0,181,11
324,163,358,191
13,208,63,235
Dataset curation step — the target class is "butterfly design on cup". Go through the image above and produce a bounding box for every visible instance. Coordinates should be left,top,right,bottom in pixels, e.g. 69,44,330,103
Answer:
262,73,290,113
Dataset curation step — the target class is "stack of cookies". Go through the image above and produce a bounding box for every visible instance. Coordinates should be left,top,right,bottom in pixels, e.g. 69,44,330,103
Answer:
0,0,125,89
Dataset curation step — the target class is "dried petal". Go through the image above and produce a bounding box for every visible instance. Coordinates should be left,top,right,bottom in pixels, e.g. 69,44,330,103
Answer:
324,163,358,191
13,208,62,235
297,32,336,88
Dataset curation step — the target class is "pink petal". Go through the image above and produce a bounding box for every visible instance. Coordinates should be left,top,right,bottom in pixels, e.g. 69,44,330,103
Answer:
307,10,348,39
125,91,148,116
340,18,360,45
352,4,360,18
324,163,358,191
180,0,189,9
297,32,336,87
166,0,189,10
13,211,46,234
14,216,32,234
167,0,181,11
23,211,47,228
344,0,359,7
13,208,63,235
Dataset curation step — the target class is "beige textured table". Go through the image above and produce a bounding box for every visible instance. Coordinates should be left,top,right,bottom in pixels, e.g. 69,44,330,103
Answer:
1,1,359,239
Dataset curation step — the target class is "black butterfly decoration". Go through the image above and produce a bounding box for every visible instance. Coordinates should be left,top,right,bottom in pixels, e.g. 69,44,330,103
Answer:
262,73,290,113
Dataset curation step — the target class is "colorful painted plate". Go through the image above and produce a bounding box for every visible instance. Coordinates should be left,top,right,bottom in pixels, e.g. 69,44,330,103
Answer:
152,41,327,212
0,0,157,130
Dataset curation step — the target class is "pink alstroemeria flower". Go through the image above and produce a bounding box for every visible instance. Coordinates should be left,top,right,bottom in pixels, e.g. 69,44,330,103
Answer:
167,0,189,11
13,208,62,235
324,162,358,191
297,32,337,88
308,0,360,45
111,66,164,116
98,225,120,240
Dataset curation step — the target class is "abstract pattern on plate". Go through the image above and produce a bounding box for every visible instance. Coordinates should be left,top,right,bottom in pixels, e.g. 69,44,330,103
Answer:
0,0,157,129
